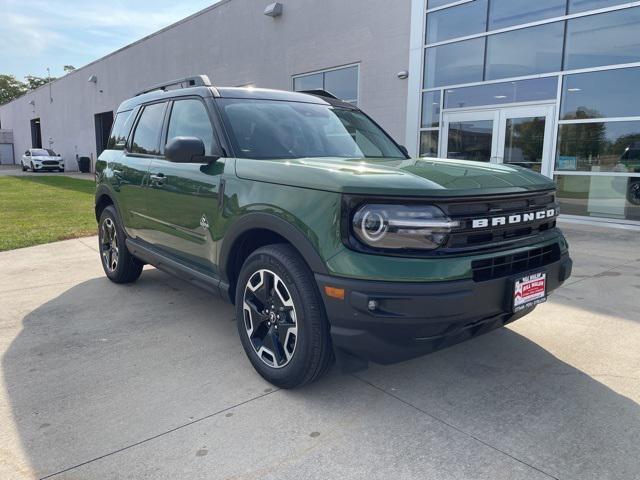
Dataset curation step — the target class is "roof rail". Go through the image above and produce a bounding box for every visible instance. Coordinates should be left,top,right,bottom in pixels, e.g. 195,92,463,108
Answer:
298,89,340,100
135,75,212,96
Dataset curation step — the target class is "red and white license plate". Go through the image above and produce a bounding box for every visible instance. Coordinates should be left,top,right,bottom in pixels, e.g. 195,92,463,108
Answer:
513,272,547,312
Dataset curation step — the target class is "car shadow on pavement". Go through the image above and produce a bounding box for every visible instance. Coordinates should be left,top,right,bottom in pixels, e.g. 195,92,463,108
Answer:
2,268,639,479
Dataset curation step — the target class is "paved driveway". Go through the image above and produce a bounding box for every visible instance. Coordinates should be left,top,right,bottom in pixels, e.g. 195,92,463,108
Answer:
0,223,638,479
0,165,92,180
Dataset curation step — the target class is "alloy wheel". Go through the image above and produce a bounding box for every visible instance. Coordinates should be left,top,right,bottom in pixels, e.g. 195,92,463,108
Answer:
100,217,119,273
243,269,298,368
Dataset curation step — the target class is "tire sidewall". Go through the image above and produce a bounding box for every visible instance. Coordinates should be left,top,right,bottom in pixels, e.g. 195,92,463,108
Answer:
235,248,320,386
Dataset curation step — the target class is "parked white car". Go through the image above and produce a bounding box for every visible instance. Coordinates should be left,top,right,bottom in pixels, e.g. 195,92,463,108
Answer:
21,149,64,172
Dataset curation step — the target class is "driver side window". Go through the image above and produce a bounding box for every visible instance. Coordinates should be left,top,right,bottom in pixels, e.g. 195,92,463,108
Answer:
166,99,216,155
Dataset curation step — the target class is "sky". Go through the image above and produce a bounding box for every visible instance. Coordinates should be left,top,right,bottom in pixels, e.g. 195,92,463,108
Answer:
0,0,220,80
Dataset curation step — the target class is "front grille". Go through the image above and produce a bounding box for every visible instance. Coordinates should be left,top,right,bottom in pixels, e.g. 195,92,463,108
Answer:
471,243,561,282
439,191,558,251
43,160,58,165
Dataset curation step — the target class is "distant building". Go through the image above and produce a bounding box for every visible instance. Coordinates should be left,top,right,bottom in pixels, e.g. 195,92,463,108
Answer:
1,0,639,226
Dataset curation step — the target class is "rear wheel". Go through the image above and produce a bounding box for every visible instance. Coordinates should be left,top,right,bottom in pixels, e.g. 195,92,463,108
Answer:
98,206,143,283
235,244,334,388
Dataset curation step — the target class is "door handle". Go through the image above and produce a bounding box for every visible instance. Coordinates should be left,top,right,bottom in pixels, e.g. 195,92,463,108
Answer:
150,173,166,185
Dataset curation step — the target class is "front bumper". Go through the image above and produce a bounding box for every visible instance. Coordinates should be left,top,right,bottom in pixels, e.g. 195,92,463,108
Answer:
33,163,63,170
316,253,572,365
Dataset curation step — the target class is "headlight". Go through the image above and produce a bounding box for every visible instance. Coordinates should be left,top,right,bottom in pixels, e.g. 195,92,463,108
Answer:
352,204,458,251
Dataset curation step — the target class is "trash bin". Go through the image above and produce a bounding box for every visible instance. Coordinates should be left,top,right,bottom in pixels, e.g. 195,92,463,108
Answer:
78,157,91,173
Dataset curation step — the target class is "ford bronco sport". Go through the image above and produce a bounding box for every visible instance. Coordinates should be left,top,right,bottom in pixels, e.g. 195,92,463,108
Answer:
95,75,572,388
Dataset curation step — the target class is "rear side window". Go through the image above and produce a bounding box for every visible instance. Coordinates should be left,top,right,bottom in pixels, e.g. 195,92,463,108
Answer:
130,103,166,155
107,110,135,150
166,99,216,155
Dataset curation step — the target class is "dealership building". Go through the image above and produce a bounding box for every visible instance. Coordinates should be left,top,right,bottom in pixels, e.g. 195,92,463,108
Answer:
1,0,639,227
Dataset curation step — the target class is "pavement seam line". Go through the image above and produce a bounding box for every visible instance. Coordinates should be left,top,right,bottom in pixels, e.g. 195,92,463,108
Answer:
352,374,562,480
39,388,280,479
564,259,640,287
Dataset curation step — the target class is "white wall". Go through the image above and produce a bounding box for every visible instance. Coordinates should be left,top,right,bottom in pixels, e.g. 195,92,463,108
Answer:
0,0,411,170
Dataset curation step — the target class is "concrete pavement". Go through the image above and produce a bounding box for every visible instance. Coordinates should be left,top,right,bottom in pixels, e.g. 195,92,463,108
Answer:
0,224,638,479
0,165,93,180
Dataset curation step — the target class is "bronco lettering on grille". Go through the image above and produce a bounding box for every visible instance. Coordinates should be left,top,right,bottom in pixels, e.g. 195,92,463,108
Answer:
471,209,556,229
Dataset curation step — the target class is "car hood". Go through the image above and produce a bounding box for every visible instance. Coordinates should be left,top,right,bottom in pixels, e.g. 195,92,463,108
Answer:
234,157,555,197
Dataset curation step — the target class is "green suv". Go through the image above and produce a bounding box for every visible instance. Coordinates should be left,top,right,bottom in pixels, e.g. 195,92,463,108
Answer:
95,75,572,388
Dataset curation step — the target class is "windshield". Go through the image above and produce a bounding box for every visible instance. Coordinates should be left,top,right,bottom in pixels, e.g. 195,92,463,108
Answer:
219,99,405,160
31,149,49,156
46,149,57,156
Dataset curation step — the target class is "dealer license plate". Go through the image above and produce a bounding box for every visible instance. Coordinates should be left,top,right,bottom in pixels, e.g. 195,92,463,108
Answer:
513,272,547,312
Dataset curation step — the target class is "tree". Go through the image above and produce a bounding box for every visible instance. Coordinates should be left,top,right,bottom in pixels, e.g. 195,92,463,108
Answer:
0,74,27,105
63,65,76,73
24,75,53,90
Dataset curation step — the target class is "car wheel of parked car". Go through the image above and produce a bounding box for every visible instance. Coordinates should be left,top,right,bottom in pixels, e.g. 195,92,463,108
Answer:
98,205,143,283
30,162,36,172
21,162,27,172
628,180,640,206
235,244,334,388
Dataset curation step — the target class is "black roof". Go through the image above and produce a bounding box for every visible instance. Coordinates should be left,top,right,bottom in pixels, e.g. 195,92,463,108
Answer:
117,82,355,113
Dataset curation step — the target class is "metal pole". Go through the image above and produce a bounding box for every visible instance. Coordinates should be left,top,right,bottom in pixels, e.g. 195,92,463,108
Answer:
47,67,52,103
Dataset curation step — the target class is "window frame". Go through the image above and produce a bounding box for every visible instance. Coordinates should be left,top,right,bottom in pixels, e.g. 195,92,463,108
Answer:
127,101,168,157
292,64,360,105
162,96,220,157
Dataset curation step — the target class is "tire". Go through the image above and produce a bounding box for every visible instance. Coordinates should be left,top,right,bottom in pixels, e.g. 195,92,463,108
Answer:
30,162,36,172
98,205,143,284
628,180,640,206
21,162,27,172
235,244,334,388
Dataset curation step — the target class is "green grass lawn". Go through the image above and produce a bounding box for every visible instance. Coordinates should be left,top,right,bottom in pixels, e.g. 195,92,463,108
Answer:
0,176,96,251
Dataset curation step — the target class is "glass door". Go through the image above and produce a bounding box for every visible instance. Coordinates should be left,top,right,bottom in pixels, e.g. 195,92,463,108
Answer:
442,110,499,162
442,104,555,176
497,105,555,175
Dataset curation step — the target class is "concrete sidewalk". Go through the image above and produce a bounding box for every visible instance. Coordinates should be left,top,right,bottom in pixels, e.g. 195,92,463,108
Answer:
0,224,638,479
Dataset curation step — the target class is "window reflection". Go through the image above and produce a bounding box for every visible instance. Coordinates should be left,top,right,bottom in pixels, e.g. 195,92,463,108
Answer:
426,0,487,44
504,117,546,172
420,130,439,157
424,38,485,88
486,22,565,80
421,91,441,128
447,120,493,162
444,77,557,109
565,7,640,70
561,67,640,120
569,0,631,13
489,0,566,30
293,66,358,105
556,121,640,173
555,174,640,221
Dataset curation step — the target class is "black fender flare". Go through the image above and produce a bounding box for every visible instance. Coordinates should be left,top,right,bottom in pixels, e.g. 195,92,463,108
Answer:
94,184,121,222
219,212,329,284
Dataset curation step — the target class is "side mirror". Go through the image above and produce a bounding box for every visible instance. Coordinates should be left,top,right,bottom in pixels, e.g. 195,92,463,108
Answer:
398,145,409,157
165,136,220,164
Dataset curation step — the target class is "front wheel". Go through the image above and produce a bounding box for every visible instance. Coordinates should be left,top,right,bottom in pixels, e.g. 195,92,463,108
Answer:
235,244,334,388
21,162,27,172
98,206,143,283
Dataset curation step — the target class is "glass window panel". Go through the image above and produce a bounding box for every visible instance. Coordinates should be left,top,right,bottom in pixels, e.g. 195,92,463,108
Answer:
324,66,358,103
130,103,165,155
565,7,640,70
293,73,322,92
561,67,640,120
420,130,439,156
489,0,567,30
555,174,640,221
421,91,441,128
167,99,216,155
485,22,564,80
444,77,557,109
447,120,493,161
428,0,459,9
504,116,546,173
556,121,640,173
569,0,630,13
424,38,485,88
426,0,488,44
